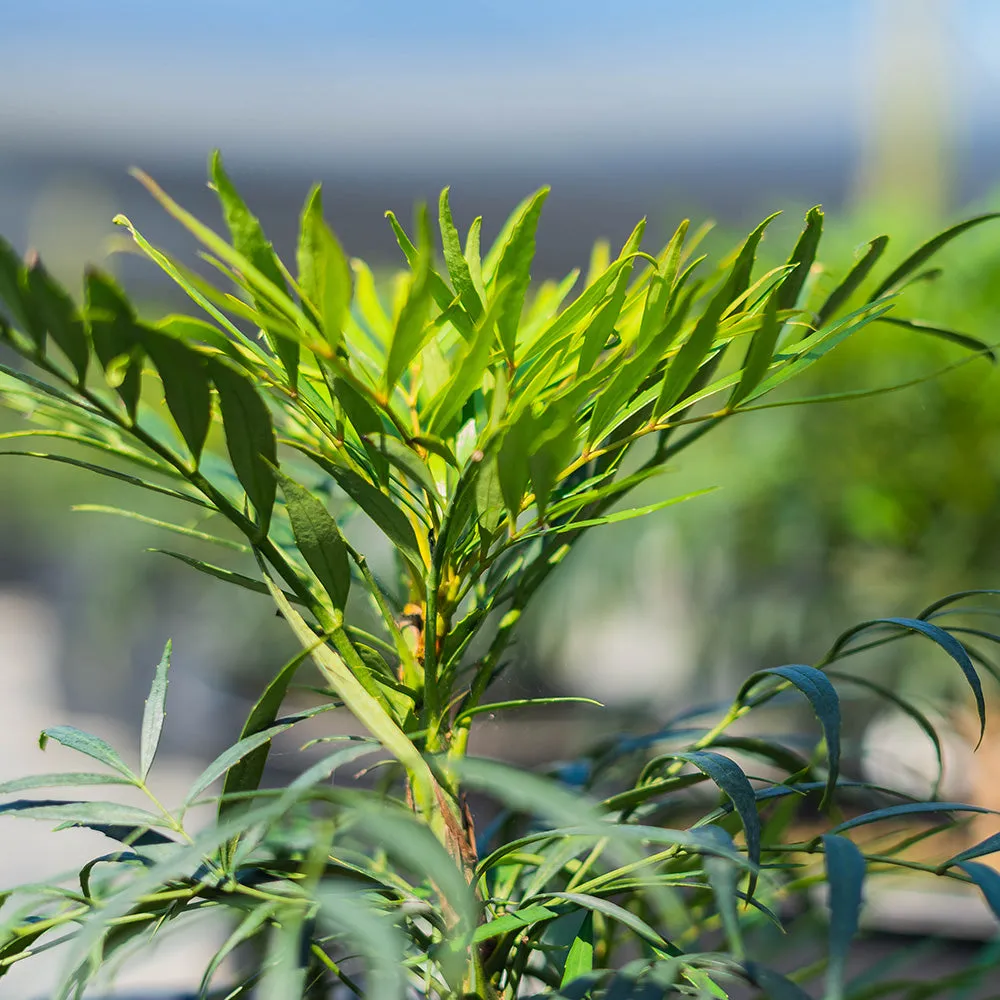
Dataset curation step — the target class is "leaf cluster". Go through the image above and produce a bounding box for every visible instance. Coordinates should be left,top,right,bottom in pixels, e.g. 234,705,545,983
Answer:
0,155,998,997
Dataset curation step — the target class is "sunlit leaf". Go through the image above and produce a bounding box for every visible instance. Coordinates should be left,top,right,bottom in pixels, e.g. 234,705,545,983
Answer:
139,640,171,782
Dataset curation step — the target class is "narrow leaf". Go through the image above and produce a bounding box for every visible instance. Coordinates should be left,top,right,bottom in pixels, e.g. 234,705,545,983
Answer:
220,642,322,822
0,773,134,794
210,150,299,384
385,206,434,391
25,258,89,380
298,184,353,352
868,214,1000,301
141,325,212,461
38,726,136,781
669,751,760,878
210,358,277,535
877,316,996,361
439,187,482,321
492,187,549,362
728,288,781,407
777,205,823,312
822,833,866,1000
561,912,594,987
84,269,143,418
956,861,1000,922
0,451,210,507
139,640,171,781
816,235,888,325
276,470,351,610
738,664,840,809
148,548,301,602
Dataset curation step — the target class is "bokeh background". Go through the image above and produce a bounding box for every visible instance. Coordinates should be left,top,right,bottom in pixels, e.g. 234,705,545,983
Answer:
4,0,1000,992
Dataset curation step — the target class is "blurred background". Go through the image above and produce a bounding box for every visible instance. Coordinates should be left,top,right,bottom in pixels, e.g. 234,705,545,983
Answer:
4,0,1000,991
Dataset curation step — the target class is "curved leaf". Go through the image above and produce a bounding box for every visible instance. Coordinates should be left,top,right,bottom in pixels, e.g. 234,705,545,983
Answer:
737,664,840,810
831,617,984,744
868,213,1000,301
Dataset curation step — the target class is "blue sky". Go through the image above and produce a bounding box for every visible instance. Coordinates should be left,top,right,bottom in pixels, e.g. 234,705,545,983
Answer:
1,1,996,168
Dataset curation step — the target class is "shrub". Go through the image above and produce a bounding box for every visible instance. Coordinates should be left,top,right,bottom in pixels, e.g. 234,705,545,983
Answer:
0,153,998,998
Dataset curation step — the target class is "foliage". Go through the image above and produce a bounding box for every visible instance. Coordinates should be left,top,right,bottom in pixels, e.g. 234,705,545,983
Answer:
0,154,999,997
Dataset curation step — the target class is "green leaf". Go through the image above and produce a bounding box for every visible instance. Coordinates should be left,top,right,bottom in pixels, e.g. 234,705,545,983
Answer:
24,258,89,380
0,451,210,507
577,260,633,377
199,901,279,999
668,751,760,877
220,643,320,823
699,827,744,958
72,504,249,552
830,802,997,838
308,453,423,570
84,269,143,418
653,279,727,418
209,358,277,535
276,469,351,610
455,697,602,726
876,316,996,361
777,205,823,312
561,912,594,987
868,213,1000,301
730,211,782,300
130,169,318,347
439,187,483,321
156,313,243,357
474,452,506,534
0,772,134,794
365,433,440,501
139,640,171,782
743,962,814,1000
955,861,1000,922
148,548,301,601
210,150,299,384
728,288,781,407
816,235,888,325
141,325,212,462
822,833,865,1000
298,184,353,353
540,891,669,951
185,721,301,807
474,904,560,943
38,726,136,781
0,236,39,346
492,187,549,362
0,799,165,827
738,664,840,810
831,617,985,744
520,489,715,539
424,284,507,436
385,206,435,392
317,884,407,1000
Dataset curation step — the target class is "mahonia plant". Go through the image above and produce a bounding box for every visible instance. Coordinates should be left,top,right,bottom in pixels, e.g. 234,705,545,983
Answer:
1,152,1000,998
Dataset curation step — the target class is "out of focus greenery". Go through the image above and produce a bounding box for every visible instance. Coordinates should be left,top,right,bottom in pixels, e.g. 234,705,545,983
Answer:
534,198,1000,713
